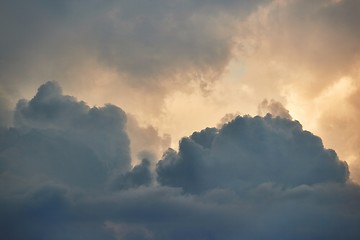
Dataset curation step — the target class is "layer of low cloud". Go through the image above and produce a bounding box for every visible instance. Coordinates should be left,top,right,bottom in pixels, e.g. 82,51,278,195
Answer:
1,82,360,239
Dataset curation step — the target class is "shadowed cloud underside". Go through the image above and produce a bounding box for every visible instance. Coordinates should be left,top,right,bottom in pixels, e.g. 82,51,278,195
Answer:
0,82,359,240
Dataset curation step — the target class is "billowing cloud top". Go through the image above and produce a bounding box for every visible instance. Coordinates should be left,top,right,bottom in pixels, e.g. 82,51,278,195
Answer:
0,82,360,239
157,115,349,193
2,81,134,190
1,0,360,185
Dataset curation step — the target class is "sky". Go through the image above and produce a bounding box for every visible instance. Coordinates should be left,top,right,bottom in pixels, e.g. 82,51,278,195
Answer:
1,0,360,239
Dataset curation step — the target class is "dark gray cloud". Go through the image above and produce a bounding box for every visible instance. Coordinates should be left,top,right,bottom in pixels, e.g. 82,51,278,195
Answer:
0,96,12,127
0,81,152,193
112,158,153,190
157,114,349,193
1,183,360,239
1,82,360,239
14,81,90,129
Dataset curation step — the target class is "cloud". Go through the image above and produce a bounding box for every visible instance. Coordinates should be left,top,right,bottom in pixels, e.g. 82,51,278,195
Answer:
3,0,359,185
241,0,360,83
126,114,171,161
105,221,154,240
157,114,349,193
112,158,153,190
2,0,360,237
0,96,12,127
1,74,360,240
1,183,359,239
235,0,360,183
0,0,269,98
258,99,292,119
0,81,155,193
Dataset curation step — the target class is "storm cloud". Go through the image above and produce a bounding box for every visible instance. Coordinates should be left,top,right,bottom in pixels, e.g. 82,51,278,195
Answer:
1,1,360,236
157,114,349,193
0,82,153,192
2,0,360,184
1,82,360,239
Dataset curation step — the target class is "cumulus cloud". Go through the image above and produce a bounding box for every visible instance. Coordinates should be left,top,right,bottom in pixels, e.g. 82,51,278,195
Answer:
258,99,292,119
112,158,153,190
3,0,360,227
157,114,349,193
1,85,360,238
2,0,359,185
0,81,159,193
1,0,360,237
235,0,360,182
